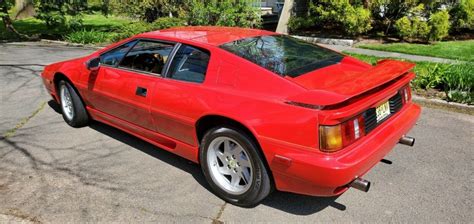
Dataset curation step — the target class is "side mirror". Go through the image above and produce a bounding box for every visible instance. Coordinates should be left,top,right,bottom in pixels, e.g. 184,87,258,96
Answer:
86,57,100,71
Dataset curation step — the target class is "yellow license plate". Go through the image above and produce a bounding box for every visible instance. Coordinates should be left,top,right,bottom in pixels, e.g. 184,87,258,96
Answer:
376,101,391,122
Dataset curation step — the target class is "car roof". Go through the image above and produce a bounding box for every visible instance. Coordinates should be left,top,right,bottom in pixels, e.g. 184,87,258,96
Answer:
139,26,276,46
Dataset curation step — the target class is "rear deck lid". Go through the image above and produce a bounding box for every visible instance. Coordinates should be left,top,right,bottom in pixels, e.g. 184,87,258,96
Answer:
219,34,415,106
287,58,415,106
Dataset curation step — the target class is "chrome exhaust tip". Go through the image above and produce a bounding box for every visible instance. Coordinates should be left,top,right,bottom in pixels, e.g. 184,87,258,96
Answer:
349,178,371,192
399,135,415,146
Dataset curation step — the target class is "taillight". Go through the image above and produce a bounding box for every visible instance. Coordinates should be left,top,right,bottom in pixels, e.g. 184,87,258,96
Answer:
400,85,412,104
319,125,343,152
319,115,365,153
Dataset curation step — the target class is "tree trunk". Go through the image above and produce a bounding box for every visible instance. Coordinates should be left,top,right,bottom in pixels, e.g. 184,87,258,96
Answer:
14,0,36,19
1,2,31,39
276,0,294,34
363,0,370,9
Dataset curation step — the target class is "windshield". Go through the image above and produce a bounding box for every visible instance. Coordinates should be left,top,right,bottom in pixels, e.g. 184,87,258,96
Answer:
220,35,343,78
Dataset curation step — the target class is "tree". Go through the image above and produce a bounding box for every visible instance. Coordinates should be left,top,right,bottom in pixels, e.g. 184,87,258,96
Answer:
429,10,450,41
13,0,35,19
308,0,372,36
450,0,474,31
35,0,88,29
0,0,32,39
276,0,294,34
370,0,420,35
110,0,185,22
185,0,261,28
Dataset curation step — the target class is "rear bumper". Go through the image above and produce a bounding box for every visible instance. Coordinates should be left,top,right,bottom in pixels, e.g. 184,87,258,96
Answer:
261,102,421,196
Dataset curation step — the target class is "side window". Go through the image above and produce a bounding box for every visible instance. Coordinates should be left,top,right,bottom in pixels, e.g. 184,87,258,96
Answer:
100,40,137,66
119,40,175,75
167,45,210,83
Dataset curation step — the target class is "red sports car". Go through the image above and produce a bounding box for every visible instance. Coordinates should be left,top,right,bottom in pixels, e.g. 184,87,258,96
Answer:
41,26,421,207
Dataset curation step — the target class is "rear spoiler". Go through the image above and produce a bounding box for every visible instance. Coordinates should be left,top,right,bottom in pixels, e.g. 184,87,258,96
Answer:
287,60,416,106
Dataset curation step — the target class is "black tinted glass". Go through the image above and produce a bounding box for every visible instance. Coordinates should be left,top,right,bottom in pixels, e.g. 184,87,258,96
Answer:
167,45,210,83
100,40,137,66
220,35,343,77
119,40,175,75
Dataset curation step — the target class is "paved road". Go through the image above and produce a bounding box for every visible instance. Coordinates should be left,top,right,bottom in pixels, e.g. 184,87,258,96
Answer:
1,43,473,223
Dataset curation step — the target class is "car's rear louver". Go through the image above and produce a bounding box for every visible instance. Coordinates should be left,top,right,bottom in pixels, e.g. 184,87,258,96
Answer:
363,92,403,134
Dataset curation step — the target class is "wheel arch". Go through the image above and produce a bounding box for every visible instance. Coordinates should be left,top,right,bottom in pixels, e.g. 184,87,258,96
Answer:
53,72,72,94
53,72,88,109
195,114,275,188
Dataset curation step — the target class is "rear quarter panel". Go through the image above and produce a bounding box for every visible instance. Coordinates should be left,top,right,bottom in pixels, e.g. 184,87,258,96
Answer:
209,49,321,149
146,44,324,153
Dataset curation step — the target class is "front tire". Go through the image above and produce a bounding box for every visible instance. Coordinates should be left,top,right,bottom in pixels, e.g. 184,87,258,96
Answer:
58,80,89,127
200,126,272,207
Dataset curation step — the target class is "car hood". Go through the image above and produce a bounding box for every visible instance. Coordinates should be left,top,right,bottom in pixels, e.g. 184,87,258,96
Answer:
286,57,415,106
45,56,89,72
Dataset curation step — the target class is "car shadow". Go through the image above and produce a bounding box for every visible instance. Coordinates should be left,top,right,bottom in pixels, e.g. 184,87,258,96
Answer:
47,100,347,215
48,100,62,113
261,192,345,215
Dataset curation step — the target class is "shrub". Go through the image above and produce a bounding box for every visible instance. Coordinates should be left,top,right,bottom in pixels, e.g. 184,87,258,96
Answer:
394,4,431,41
35,7,67,28
429,10,450,41
395,17,413,38
346,53,474,104
369,0,419,33
308,0,372,36
35,1,87,28
68,15,84,31
288,16,315,32
395,16,430,41
109,22,153,42
215,1,261,27
412,63,450,89
449,0,474,31
106,17,186,42
186,0,207,25
442,63,474,104
344,6,373,36
110,0,184,22
186,0,261,28
150,17,186,30
411,62,473,104
65,30,111,44
412,17,431,40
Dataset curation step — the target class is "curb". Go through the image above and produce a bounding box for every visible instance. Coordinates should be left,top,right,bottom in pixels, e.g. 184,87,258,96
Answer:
293,35,354,47
2,40,104,50
40,39,105,49
412,95,473,115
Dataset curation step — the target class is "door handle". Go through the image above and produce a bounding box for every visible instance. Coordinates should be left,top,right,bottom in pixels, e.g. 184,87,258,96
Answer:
136,87,147,97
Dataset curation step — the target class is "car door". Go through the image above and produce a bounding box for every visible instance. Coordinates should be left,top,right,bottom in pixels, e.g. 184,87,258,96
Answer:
150,44,213,146
88,39,176,131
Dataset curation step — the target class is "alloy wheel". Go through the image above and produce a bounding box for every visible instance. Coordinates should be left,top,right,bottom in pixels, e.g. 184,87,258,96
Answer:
60,84,74,120
206,136,253,195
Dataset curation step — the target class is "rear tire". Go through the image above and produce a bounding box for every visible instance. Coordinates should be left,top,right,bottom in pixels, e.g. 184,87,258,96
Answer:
58,80,89,127
200,126,272,207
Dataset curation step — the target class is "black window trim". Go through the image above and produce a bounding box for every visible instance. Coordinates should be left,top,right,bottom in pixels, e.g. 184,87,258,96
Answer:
99,39,138,69
99,38,179,78
99,38,211,83
162,42,182,78
163,44,211,84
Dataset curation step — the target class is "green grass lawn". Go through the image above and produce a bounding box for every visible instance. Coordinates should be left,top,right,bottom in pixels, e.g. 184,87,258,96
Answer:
345,52,474,104
357,40,474,62
0,13,133,41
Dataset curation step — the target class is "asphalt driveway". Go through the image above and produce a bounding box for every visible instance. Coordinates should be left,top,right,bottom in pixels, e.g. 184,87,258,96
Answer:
1,43,473,223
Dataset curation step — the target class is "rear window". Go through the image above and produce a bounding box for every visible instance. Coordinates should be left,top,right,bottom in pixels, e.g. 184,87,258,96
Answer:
220,35,343,78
